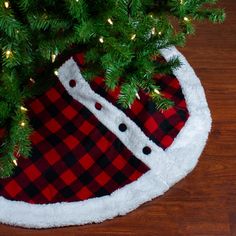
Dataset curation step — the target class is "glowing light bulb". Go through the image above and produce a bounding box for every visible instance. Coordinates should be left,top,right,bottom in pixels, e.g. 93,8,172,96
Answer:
158,31,162,35
51,54,56,63
131,34,136,40
20,106,28,112
13,160,18,166
136,92,140,100
151,27,156,35
107,18,113,25
4,1,9,8
184,17,189,22
154,89,161,95
54,70,59,76
99,36,104,43
6,50,12,58
20,121,26,127
30,78,35,83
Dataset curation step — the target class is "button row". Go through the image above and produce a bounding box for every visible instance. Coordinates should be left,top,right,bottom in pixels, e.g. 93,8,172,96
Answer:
69,79,152,156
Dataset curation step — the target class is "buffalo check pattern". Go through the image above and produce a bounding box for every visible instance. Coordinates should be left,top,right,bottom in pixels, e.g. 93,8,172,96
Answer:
0,80,149,204
0,53,189,204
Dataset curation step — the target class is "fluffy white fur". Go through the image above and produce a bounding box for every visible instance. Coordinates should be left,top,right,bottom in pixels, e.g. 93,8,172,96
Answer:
0,47,211,228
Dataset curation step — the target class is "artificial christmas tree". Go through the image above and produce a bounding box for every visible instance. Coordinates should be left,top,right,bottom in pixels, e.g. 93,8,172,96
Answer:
0,0,224,177
0,0,224,228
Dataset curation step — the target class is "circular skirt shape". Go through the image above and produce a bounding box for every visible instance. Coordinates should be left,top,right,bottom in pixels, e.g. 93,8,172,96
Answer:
0,47,211,228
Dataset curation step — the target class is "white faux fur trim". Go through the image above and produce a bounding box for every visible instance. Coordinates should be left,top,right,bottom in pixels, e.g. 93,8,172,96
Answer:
0,47,211,228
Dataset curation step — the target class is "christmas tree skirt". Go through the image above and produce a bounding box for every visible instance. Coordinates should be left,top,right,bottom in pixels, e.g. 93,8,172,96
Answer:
0,47,211,228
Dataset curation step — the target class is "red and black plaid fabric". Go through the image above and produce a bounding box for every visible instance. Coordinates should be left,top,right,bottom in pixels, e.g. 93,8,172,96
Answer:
73,53,189,149
0,79,149,204
0,53,189,204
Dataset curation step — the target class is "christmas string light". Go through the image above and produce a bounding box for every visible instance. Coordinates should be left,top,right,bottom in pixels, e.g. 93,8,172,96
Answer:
107,18,113,25
136,92,140,100
20,121,26,127
131,34,136,40
51,49,58,63
151,27,156,35
154,89,161,95
99,36,104,43
54,70,59,76
184,17,189,22
51,54,57,63
29,78,35,83
20,106,28,112
4,1,9,8
5,50,12,58
13,159,18,166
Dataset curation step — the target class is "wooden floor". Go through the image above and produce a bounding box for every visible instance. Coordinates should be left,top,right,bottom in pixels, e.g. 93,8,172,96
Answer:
0,1,235,235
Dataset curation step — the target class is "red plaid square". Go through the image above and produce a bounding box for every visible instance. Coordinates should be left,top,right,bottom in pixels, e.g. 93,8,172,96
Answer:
113,155,127,170
145,117,159,133
45,119,61,133
30,100,44,114
80,121,94,135
42,184,58,201
95,172,110,186
24,165,41,181
60,170,77,185
44,149,61,165
46,88,61,102
76,187,93,200
62,106,77,120
5,180,21,197
79,154,94,169
64,135,80,150
97,137,111,152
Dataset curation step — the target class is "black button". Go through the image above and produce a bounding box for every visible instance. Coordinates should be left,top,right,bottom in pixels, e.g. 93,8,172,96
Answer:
143,146,151,155
95,102,102,110
119,123,127,132
69,79,76,87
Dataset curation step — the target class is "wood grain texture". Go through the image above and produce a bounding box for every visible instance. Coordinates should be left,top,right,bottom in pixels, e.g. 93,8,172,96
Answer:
0,0,235,235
